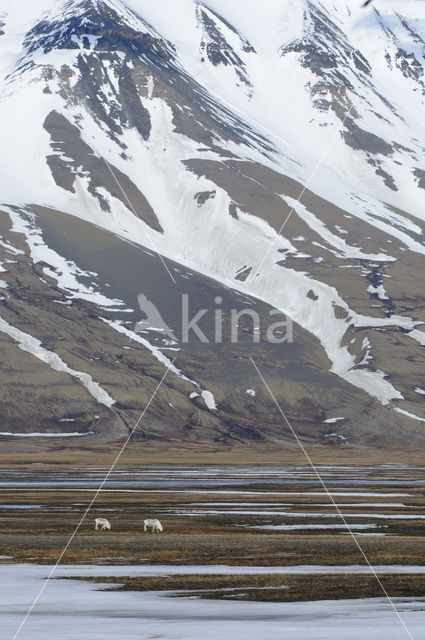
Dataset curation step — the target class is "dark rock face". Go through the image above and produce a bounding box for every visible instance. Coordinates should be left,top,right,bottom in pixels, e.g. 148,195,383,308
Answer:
351,50,371,75
374,165,398,192
61,50,152,141
279,1,403,170
196,4,253,89
199,3,255,53
117,64,151,139
30,1,270,160
195,190,216,206
413,168,425,189
23,0,175,65
395,49,424,81
307,289,319,301
280,2,360,88
235,266,251,282
342,118,393,155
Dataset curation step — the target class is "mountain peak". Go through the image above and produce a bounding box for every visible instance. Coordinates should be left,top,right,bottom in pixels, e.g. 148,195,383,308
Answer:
23,0,173,61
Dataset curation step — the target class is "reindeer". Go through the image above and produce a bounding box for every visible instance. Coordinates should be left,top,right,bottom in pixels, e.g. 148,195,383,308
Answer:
95,517,111,531
144,518,163,533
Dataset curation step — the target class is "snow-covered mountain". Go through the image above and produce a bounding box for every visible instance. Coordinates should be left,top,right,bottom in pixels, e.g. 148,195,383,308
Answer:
1,0,425,451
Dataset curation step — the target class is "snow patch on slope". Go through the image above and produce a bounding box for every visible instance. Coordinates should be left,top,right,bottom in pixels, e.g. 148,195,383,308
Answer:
282,196,393,261
0,315,115,407
7,208,125,309
201,389,217,410
394,408,425,423
101,317,194,384
0,431,94,437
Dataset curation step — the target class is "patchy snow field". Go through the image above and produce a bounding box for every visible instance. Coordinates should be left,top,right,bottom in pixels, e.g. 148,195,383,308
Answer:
2,563,425,640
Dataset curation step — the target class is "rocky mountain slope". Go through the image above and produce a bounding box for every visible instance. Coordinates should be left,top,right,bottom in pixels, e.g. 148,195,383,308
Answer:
0,0,425,452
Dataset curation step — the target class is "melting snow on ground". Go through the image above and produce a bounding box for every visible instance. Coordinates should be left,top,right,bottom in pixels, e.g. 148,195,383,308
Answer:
2,563,425,640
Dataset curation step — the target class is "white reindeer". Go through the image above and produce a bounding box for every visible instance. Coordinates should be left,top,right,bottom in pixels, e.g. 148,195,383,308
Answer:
144,518,163,533
95,517,111,531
